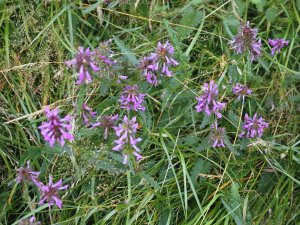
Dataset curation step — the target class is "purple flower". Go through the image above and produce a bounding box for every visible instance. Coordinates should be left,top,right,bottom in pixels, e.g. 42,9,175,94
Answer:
209,122,225,148
93,45,117,77
119,85,146,111
239,113,268,138
139,56,159,86
93,114,119,139
195,80,225,118
268,38,289,55
113,116,142,164
149,41,179,77
232,83,253,99
39,175,68,209
16,161,40,185
39,107,74,147
229,21,262,61
81,103,97,127
18,216,41,225
65,47,99,84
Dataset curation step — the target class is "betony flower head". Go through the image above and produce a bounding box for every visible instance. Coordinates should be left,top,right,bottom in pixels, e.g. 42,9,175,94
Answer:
16,161,40,185
81,103,97,127
65,47,99,84
229,21,262,61
149,41,179,77
119,85,146,111
232,83,253,99
209,122,225,148
268,38,289,55
139,56,159,86
39,175,68,209
195,80,225,118
93,114,119,139
239,113,268,138
113,116,142,164
93,43,117,77
39,107,74,147
18,216,41,225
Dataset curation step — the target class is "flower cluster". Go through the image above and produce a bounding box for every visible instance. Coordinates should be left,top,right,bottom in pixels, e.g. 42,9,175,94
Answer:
140,41,178,85
229,21,262,61
232,83,253,99
268,38,289,55
39,107,74,147
95,114,119,140
239,113,268,138
119,85,146,111
18,216,41,225
209,122,226,148
38,175,68,209
113,116,142,164
195,80,225,118
65,47,99,84
16,161,68,210
16,161,40,186
81,103,98,127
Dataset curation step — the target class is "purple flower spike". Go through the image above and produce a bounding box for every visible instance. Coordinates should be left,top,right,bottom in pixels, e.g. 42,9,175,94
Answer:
81,103,97,127
39,107,74,147
229,21,262,61
232,83,253,99
65,47,99,84
16,161,40,185
139,56,159,86
113,116,142,164
93,114,119,139
239,113,268,138
268,38,289,55
149,41,179,77
18,216,41,225
195,80,225,118
119,85,146,111
209,122,225,148
39,175,68,209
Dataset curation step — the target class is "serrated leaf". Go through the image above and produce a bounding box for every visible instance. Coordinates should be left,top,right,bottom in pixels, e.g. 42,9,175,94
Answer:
196,137,210,152
266,6,278,22
200,114,211,128
191,0,203,5
190,159,210,186
177,6,203,38
224,135,240,156
251,0,266,12
221,182,245,225
141,172,160,190
234,0,246,16
113,36,138,65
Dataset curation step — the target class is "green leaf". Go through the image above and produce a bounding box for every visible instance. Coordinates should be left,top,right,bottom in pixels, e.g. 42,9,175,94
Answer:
251,0,266,12
141,172,160,190
190,159,210,186
82,0,103,14
221,182,245,225
224,135,240,156
266,6,278,22
113,36,138,65
191,0,203,5
177,6,203,39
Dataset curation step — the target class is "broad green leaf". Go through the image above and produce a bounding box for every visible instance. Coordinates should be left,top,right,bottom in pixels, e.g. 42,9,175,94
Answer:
177,6,203,39
266,6,278,22
113,36,138,65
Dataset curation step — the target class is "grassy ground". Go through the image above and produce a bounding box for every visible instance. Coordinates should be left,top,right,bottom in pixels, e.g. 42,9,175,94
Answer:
0,0,299,224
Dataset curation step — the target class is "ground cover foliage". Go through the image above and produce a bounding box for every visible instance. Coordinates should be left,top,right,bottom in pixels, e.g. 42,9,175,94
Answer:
0,0,299,224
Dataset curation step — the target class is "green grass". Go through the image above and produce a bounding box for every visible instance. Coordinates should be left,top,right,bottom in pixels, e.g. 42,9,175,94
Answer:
0,0,299,224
